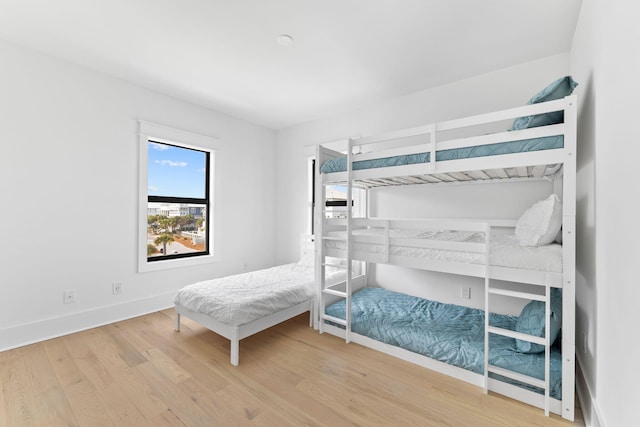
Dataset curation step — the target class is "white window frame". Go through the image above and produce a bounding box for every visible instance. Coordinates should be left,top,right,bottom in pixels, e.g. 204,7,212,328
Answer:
308,156,367,235
138,121,218,272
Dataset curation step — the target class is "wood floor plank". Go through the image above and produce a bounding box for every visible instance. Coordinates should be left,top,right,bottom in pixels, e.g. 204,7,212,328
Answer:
102,324,148,368
0,310,583,426
242,363,349,426
45,335,111,427
280,338,442,422
33,387,79,427
110,319,156,355
21,343,61,395
213,381,309,426
170,354,230,393
63,378,113,427
241,338,386,426
130,313,204,366
0,350,38,426
176,377,253,426
142,347,192,384
94,382,150,427
43,339,84,387
65,329,147,426
214,348,391,426
63,332,115,392
296,368,428,426
0,364,6,427
133,361,215,427
24,343,77,426
151,409,188,427
79,329,168,420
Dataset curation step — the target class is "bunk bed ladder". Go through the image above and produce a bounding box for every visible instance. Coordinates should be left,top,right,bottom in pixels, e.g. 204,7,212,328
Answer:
485,282,552,416
317,223,350,335
343,137,354,343
316,146,338,335
317,139,356,343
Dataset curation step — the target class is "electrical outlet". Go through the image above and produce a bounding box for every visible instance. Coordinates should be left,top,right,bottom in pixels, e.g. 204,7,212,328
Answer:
112,282,122,295
63,289,75,304
460,287,471,299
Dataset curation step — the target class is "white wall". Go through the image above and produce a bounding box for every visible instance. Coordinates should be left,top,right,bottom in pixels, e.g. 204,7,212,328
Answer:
0,39,277,350
571,1,640,426
275,54,569,307
569,0,599,425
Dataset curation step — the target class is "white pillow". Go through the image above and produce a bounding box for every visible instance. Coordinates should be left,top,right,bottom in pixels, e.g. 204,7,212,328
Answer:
297,250,314,268
515,194,563,246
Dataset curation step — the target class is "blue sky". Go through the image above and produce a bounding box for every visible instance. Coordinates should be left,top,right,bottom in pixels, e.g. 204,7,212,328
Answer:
148,141,206,198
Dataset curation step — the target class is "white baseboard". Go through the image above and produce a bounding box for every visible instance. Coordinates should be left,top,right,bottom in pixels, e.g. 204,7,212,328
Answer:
576,354,606,427
0,291,175,352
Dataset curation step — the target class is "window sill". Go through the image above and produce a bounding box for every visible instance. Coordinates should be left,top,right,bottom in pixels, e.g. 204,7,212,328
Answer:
138,253,217,273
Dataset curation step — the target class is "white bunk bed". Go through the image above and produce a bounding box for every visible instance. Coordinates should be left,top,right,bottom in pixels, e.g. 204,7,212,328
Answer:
314,83,577,421
175,235,344,365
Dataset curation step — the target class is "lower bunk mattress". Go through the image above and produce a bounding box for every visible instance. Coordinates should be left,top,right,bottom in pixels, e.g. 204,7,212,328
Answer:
324,287,562,399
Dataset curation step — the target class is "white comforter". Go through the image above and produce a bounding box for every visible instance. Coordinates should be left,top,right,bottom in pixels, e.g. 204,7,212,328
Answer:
175,263,340,326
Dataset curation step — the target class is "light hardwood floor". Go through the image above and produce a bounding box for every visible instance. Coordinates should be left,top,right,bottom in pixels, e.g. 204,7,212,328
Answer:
0,310,584,426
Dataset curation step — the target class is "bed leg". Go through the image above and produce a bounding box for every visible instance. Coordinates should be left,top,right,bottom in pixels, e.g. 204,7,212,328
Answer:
309,301,314,328
230,339,239,366
175,312,181,332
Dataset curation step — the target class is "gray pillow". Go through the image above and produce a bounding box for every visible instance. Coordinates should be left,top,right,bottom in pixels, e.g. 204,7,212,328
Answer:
511,76,578,130
514,288,562,353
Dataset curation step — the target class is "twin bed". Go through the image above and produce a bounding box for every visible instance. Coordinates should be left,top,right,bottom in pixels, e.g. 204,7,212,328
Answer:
174,76,577,421
174,262,314,367
174,236,345,366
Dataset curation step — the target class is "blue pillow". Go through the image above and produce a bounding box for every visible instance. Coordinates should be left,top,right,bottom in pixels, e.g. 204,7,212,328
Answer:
511,76,578,131
514,288,562,353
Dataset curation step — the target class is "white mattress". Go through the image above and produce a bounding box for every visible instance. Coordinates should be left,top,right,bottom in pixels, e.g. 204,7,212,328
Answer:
174,262,343,327
325,229,562,273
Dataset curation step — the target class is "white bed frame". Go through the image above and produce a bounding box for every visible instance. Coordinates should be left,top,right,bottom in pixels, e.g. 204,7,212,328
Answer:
175,235,316,366
175,300,313,366
315,95,577,420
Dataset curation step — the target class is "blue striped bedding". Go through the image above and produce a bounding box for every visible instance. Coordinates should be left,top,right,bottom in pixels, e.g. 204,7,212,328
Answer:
319,135,564,173
325,287,562,399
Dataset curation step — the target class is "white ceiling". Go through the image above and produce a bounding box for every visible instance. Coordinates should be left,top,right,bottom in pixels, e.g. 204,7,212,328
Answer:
0,0,582,129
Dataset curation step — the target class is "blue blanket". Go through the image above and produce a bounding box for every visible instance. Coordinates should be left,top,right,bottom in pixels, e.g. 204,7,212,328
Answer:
320,135,564,173
325,287,562,399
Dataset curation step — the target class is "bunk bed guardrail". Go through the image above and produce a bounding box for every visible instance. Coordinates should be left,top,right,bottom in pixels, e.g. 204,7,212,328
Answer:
319,96,574,187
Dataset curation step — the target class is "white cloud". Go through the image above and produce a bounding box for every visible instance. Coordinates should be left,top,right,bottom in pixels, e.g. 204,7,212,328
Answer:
150,142,170,151
148,185,158,192
155,160,187,167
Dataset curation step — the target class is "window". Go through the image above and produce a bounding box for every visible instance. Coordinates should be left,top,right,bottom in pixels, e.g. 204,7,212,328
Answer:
138,122,217,272
147,140,209,261
310,159,366,234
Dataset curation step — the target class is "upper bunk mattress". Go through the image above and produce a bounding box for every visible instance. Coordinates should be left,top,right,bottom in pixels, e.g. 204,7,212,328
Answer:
324,229,562,273
174,263,344,327
324,287,562,399
320,135,564,173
